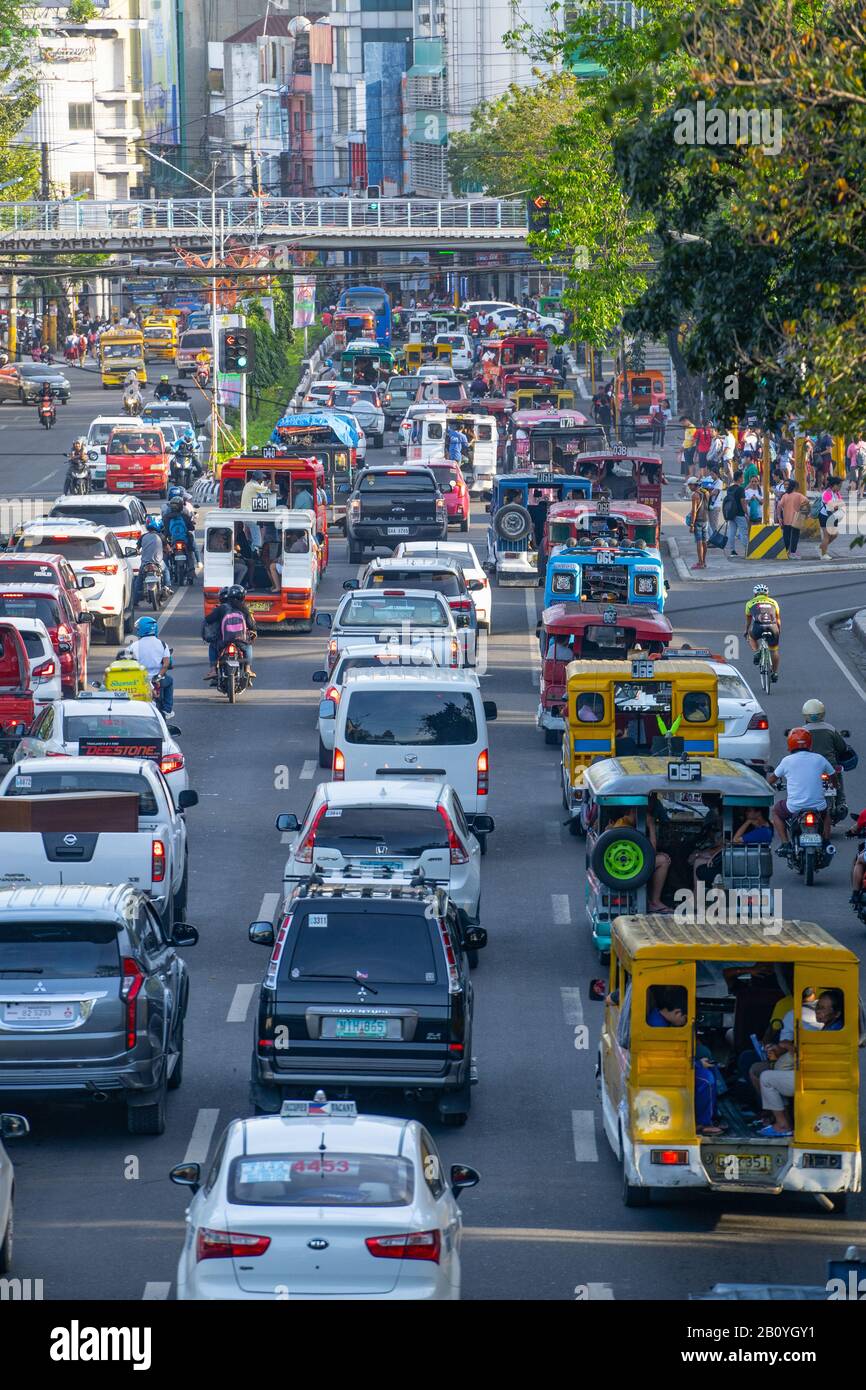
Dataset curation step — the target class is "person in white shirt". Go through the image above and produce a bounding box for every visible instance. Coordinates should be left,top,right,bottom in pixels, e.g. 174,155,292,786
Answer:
240,472,271,548
768,727,835,845
124,616,173,715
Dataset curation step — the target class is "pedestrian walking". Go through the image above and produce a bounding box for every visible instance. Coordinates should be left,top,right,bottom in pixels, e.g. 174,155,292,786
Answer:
776,478,808,557
819,476,845,559
847,433,866,496
679,417,697,488
694,422,713,472
723,468,749,556
700,464,723,534
687,477,709,569
650,397,667,448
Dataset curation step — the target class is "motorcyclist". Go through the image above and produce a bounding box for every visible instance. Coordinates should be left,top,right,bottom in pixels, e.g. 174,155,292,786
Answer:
802,697,852,816
164,497,198,581
64,438,90,494
154,374,173,402
123,369,140,392
846,807,866,906
744,583,781,680
124,615,174,717
37,380,56,426
134,516,171,605
767,727,835,849
204,583,257,682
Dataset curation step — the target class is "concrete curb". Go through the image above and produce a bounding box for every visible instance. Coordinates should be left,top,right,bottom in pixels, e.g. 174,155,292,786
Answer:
853,609,866,650
664,532,866,581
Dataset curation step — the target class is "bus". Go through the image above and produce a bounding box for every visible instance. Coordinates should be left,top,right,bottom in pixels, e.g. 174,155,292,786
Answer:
336,286,392,347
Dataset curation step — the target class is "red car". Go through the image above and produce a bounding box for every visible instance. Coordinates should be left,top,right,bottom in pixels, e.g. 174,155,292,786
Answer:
0,582,91,695
426,460,470,531
0,620,35,760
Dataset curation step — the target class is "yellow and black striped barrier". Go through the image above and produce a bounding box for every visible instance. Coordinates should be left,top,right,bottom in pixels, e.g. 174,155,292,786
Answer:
746,524,788,560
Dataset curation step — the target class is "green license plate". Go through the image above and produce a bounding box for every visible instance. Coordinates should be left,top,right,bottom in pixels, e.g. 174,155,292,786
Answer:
334,1018,388,1040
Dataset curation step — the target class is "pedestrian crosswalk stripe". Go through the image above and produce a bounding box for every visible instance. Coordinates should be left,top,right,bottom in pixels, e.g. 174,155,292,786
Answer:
746,524,787,560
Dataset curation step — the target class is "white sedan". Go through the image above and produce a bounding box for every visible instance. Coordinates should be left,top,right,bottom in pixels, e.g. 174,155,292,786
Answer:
170,1096,480,1300
668,648,770,771
393,540,492,632
12,696,189,802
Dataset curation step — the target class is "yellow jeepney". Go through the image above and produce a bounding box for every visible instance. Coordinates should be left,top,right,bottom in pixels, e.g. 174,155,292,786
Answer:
561,656,720,827
142,316,178,362
434,342,453,369
591,915,862,1210
100,326,146,387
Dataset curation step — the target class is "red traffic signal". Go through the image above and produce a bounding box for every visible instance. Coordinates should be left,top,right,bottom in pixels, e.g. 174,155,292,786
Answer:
527,195,551,232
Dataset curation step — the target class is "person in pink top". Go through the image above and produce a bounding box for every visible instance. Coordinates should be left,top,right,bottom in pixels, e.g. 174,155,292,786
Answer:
846,434,866,495
818,476,844,559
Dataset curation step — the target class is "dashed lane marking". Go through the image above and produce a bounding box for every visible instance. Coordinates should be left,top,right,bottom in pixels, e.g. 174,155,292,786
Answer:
183,1108,220,1166
571,1110,599,1162
258,892,280,922
142,1282,171,1300
300,760,316,779
227,983,256,1024
560,987,583,1026
552,893,571,925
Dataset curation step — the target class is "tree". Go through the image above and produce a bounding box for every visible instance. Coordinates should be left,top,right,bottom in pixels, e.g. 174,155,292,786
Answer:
0,0,40,196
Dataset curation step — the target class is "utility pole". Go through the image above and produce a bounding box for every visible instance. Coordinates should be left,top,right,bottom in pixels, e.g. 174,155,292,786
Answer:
40,143,50,201
255,101,263,198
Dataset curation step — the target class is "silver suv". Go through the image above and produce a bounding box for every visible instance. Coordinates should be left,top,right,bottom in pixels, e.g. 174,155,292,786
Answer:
0,883,198,1135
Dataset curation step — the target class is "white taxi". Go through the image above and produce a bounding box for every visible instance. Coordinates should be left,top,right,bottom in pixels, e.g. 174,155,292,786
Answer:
12,518,134,644
393,540,492,632
170,1095,479,1301
667,647,770,772
12,695,188,802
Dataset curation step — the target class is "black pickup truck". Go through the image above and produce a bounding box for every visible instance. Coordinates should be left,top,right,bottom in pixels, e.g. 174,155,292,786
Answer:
346,465,448,564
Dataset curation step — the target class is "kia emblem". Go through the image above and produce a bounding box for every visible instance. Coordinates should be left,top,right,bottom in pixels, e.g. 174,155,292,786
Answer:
307,1238,329,1250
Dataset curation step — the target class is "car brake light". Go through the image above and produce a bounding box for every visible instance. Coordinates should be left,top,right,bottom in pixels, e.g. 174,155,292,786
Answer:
365,1230,441,1262
83,563,119,575
264,913,292,990
121,957,144,1049
159,752,184,776
804,811,817,827
449,638,460,667
477,748,489,795
333,747,345,781
152,839,166,882
295,803,328,864
449,599,472,611
196,1228,272,1262
651,1150,689,1166
382,590,405,596
32,658,56,679
748,713,769,730
438,805,469,864
436,916,461,994
325,685,340,702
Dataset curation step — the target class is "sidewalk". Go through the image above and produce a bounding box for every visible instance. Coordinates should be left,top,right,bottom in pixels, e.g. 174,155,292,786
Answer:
666,524,866,581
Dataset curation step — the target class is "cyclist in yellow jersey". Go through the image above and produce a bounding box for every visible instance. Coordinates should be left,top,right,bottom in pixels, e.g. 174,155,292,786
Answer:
744,583,781,680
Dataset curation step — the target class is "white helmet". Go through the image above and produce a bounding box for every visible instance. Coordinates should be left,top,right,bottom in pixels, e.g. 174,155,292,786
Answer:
802,699,825,721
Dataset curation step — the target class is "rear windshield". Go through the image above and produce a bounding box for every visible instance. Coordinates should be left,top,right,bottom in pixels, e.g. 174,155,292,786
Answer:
358,472,436,492
366,570,461,597
17,629,49,657
315,807,450,855
0,595,60,626
345,690,478,745
287,908,437,984
228,1153,414,1208
386,377,419,394
51,505,132,528
715,672,752,701
0,561,62,586
4,770,158,816
332,389,376,408
340,596,449,628
0,920,120,978
16,535,107,560
424,382,463,400
427,468,460,490
64,715,163,741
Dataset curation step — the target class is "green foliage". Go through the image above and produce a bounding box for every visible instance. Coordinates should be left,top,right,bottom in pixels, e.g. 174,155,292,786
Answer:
0,0,39,197
67,0,98,20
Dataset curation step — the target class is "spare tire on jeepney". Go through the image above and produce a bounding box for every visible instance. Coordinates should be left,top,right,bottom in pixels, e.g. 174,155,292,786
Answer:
590,827,655,890
493,504,532,542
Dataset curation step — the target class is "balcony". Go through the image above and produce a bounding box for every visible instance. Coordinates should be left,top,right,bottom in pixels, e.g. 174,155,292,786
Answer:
96,90,139,103
406,75,445,110
98,126,142,140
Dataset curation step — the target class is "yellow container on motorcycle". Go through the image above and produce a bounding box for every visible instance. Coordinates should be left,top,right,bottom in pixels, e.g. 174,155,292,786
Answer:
103,658,152,701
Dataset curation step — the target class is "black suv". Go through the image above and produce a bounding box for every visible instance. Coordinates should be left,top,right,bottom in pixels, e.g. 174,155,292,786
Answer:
346,466,448,565
249,878,486,1125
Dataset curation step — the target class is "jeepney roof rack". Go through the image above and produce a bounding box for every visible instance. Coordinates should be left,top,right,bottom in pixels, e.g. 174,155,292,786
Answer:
295,875,447,902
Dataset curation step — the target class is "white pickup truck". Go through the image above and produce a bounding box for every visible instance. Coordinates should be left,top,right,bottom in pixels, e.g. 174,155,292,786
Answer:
0,757,196,930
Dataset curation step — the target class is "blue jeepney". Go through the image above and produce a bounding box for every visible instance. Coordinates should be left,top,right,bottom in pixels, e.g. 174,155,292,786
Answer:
543,540,667,611
486,470,592,586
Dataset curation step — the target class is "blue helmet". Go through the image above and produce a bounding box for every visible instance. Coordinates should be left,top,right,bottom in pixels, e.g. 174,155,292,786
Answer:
134,616,158,637
167,485,185,500
145,516,161,531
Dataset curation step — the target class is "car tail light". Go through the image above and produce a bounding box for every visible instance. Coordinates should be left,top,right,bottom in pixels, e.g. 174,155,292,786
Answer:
365,1230,441,1263
160,752,184,776
436,917,461,993
477,749,489,795
651,1150,689,1166
748,713,769,730
449,638,460,668
438,805,469,864
32,658,56,679
295,804,328,864
264,913,292,990
83,563,119,575
121,957,144,1050
152,839,166,882
196,1228,272,1262
803,811,817,827
333,747,345,781
325,685,340,702
449,599,472,613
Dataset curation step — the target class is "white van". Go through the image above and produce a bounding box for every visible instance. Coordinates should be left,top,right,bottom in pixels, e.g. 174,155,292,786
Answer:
325,668,497,825
433,333,473,374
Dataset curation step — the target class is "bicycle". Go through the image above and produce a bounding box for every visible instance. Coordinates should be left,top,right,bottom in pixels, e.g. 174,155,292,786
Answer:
756,633,774,695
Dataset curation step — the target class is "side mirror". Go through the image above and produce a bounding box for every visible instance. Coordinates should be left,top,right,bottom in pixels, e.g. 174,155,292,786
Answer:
315,611,332,628
0,1113,29,1140
318,699,337,721
78,576,97,591
842,729,851,738
463,925,487,952
311,670,328,684
450,1163,480,1198
167,725,182,736
342,579,359,591
472,814,495,835
275,812,300,833
169,1161,201,1191
177,789,198,810
124,545,138,557
249,921,275,946
588,977,607,1002
663,580,670,592
482,700,498,721
171,922,199,948
78,611,93,622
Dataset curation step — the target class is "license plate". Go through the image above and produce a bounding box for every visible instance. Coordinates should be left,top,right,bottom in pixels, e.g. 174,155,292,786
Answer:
800,833,822,845
247,601,271,611
116,481,134,489
4,1001,78,1023
714,1153,773,1174
359,858,404,872
334,1018,389,1040
224,659,239,667
387,526,410,535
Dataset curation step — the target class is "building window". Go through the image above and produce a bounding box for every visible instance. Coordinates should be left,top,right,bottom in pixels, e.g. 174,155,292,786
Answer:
336,147,349,184
335,86,351,133
69,171,91,197
304,99,312,131
68,103,92,131
334,26,348,73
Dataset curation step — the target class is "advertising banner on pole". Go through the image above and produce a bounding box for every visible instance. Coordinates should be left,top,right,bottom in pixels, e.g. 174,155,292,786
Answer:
292,277,316,328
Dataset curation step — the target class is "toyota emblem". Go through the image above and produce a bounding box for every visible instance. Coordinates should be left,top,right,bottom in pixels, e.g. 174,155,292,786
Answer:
307,1239,329,1251
63,833,78,846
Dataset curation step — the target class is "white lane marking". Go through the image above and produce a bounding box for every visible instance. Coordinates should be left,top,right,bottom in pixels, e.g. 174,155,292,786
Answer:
552,893,571,925
586,1283,615,1300
525,588,540,688
571,1110,599,1162
809,608,866,704
300,760,316,779
560,987,583,1026
227,983,256,1024
29,471,61,489
142,1282,171,1300
258,892,280,922
183,1108,220,1165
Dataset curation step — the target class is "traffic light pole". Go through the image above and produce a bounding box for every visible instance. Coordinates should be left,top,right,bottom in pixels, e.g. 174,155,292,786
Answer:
210,165,219,474
239,315,247,451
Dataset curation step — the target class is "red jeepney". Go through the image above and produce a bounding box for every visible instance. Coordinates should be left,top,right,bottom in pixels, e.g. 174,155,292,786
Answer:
478,334,548,386
507,410,605,470
536,602,673,743
0,619,35,759
542,497,660,564
500,367,560,398
218,455,329,572
105,425,170,497
571,451,664,525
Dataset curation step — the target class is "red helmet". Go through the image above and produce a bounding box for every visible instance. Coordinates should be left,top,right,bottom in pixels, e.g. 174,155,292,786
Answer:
787,727,813,752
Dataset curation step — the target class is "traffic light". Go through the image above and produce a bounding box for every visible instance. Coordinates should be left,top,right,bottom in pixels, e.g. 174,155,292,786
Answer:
528,194,550,233
221,326,254,374
366,185,380,210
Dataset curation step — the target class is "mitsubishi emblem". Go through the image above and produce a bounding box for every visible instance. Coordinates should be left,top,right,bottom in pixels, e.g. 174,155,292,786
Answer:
357,987,367,1000
33,982,47,993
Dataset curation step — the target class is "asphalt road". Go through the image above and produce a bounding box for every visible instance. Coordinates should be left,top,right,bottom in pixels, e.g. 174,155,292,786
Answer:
4,417,866,1302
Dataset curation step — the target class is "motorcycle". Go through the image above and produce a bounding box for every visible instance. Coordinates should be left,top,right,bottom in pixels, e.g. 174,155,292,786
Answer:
64,456,89,495
192,363,210,389
215,638,252,704
141,560,169,612
123,392,143,417
37,398,56,430
781,789,837,886
168,538,194,587
170,441,200,488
